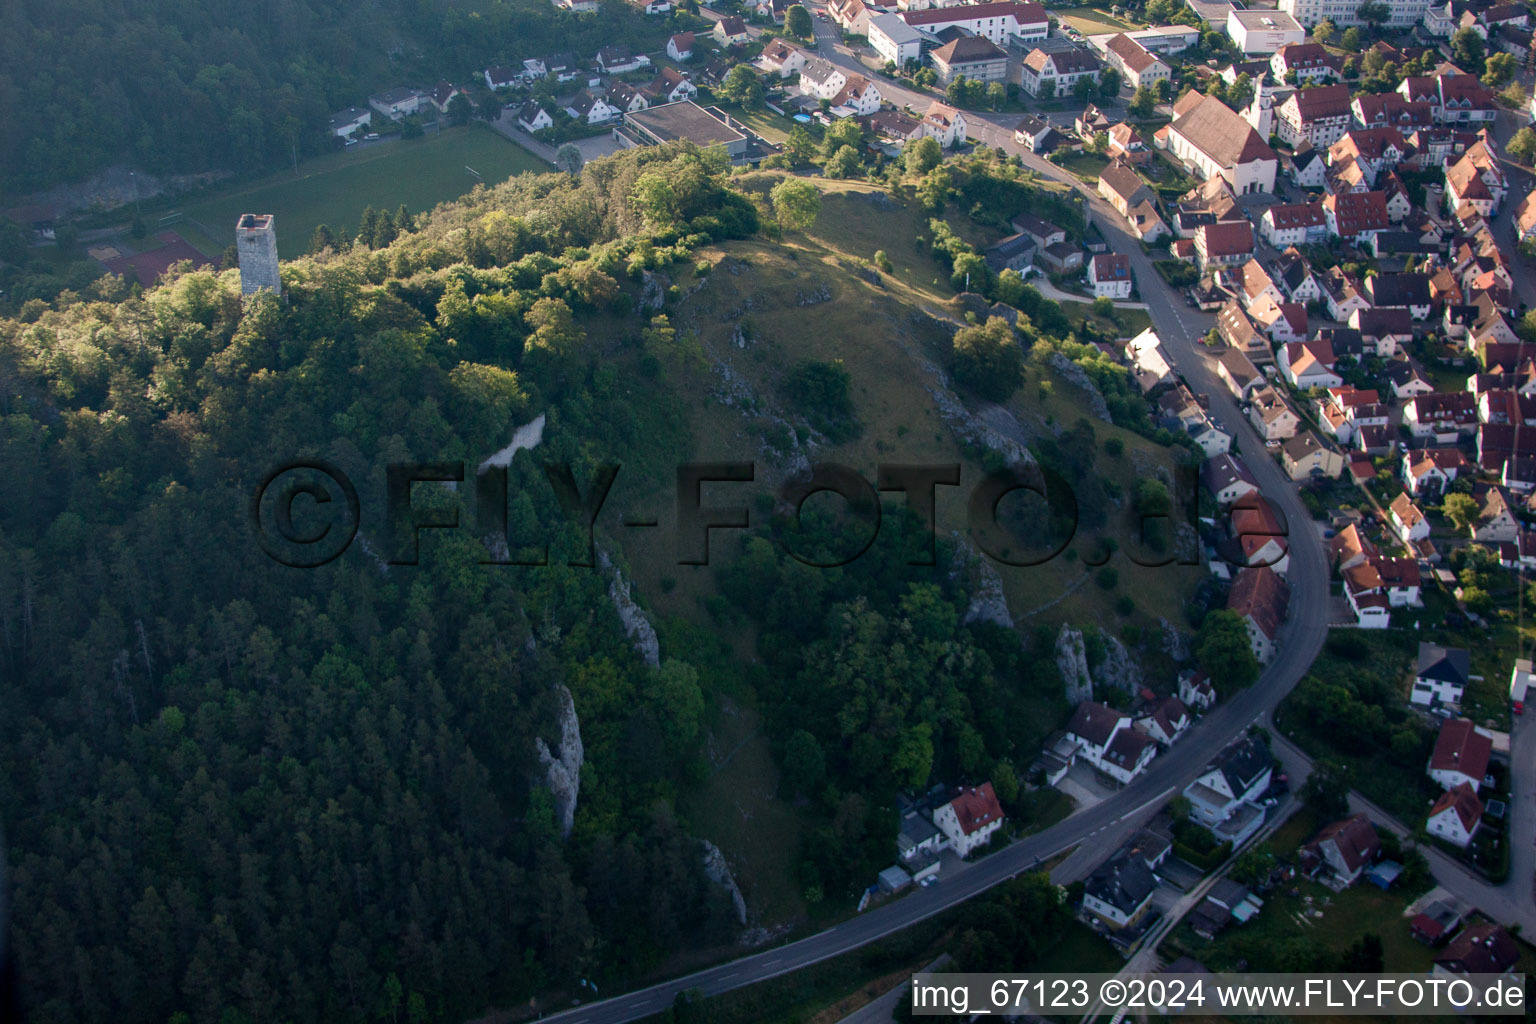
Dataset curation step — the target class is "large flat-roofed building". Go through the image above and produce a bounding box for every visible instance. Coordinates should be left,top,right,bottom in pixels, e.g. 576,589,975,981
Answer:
1225,9,1304,54
1279,0,1429,29
615,100,774,164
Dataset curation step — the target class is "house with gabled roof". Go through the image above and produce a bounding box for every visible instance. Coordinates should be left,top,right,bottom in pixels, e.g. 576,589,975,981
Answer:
1433,924,1520,976
1248,386,1300,441
1104,33,1170,89
1427,783,1483,848
1083,849,1159,930
1227,565,1290,662
1203,453,1261,508
1414,642,1470,709
1427,718,1492,793
1323,191,1391,244
1277,84,1352,149
1183,735,1273,846
1260,202,1326,248
1302,814,1380,888
931,783,1004,857
1279,339,1341,390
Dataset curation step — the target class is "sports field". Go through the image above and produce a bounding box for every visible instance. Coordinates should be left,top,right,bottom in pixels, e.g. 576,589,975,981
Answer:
178,124,551,258
1054,6,1138,34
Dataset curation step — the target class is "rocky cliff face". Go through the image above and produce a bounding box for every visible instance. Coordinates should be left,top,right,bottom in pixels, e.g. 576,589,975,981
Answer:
1094,633,1143,693
700,839,748,927
1055,624,1093,705
600,551,660,668
535,684,584,839
961,555,1013,629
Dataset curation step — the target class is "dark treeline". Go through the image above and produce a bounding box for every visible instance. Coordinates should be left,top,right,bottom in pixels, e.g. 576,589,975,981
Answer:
0,0,669,194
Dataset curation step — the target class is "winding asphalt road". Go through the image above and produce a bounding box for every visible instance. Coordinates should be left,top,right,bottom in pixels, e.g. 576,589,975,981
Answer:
535,33,1337,1024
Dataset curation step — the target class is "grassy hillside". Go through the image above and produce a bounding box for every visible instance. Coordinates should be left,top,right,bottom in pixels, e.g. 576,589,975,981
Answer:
596,176,1203,925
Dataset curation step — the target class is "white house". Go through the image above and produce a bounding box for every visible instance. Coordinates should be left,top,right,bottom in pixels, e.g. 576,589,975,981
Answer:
930,783,1004,857
1126,328,1172,392
1426,783,1483,849
1260,203,1326,248
1065,701,1156,785
898,1,1049,46
1512,659,1535,705
1279,340,1342,390
566,90,619,125
368,87,421,121
921,102,967,148
1179,669,1217,711
1248,386,1301,441
1427,718,1493,793
1088,253,1133,300
1412,643,1470,709
1083,851,1159,930
667,32,695,62
1388,493,1429,544
516,100,554,133
1135,697,1191,746
1183,735,1273,847
328,107,372,138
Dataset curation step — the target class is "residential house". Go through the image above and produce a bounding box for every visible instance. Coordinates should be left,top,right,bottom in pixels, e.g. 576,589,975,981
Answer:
1217,300,1273,368
1179,669,1217,711
1427,718,1493,793
1012,113,1059,153
1385,359,1435,399
1352,93,1435,132
1065,701,1156,784
829,74,881,117
1183,736,1274,847
328,107,372,138
1404,392,1478,442
1163,91,1278,195
1280,339,1342,390
1019,46,1101,98
640,67,698,105
1323,191,1391,244
1250,296,1309,345
1402,448,1468,498
1389,492,1430,544
566,90,619,125
1097,160,1154,219
1249,386,1301,441
1413,642,1470,708
758,38,807,77
1282,431,1345,481
1276,84,1352,149
1227,565,1290,663
1320,267,1370,321
1301,814,1380,888
1089,253,1133,300
1106,123,1151,164
1270,42,1340,83
1364,273,1433,321
829,0,874,35
1216,348,1265,402
1433,924,1520,976
1230,493,1291,575
1274,248,1320,303
1136,697,1192,746
516,100,555,133
596,45,652,75
921,101,967,147
1197,221,1255,272
1126,328,1173,392
606,82,649,115
1435,74,1499,125
930,36,1011,86
714,15,750,45
1203,453,1261,506
368,87,421,121
1471,486,1519,543
1083,850,1159,930
1350,308,1414,357
667,32,695,62
1260,203,1326,248
1104,33,1170,89
931,783,1004,857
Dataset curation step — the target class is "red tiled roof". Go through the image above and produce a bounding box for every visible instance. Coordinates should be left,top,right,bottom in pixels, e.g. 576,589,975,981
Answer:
949,782,1003,835
1429,719,1492,780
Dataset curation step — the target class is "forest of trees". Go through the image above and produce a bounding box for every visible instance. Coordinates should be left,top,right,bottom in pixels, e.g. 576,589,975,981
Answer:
0,0,670,194
0,145,777,1024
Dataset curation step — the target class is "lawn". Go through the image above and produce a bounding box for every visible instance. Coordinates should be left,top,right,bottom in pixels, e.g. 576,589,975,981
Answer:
1163,875,1434,973
721,103,801,144
1054,5,1138,35
1052,151,1111,185
174,124,550,258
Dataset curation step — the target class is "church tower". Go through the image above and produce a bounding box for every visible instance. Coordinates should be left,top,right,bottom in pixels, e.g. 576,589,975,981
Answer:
1244,75,1275,141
